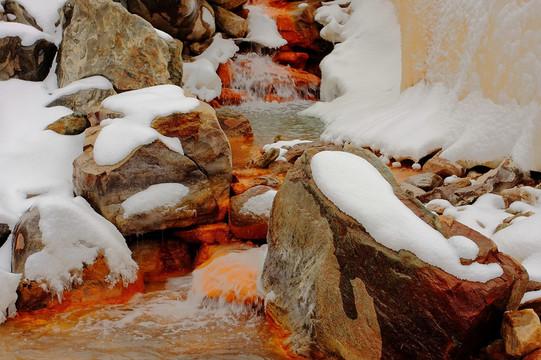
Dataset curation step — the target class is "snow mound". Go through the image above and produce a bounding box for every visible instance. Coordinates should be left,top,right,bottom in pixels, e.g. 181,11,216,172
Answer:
240,190,277,217
23,196,138,297
182,33,239,101
122,183,190,218
94,85,199,166
311,151,503,283
245,5,287,49
0,22,54,45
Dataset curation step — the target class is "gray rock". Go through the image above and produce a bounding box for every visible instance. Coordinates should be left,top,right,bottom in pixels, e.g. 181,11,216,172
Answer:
400,182,427,198
405,172,443,191
57,0,177,90
0,223,11,248
476,158,528,193
47,87,117,116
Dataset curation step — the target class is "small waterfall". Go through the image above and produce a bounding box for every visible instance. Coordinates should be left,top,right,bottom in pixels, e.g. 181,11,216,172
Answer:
226,52,318,103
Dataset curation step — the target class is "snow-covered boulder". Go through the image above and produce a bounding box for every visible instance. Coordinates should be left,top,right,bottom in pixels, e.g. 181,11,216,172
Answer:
11,196,140,311
229,185,276,240
56,0,183,91
261,145,528,359
73,86,232,236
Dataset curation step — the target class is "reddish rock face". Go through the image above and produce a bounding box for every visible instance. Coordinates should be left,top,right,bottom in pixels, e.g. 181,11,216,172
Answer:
229,185,276,240
16,255,144,312
261,145,528,360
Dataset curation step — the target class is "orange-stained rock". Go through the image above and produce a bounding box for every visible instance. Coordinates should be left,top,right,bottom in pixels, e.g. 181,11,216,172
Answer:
173,222,231,245
217,60,234,89
273,51,309,69
218,88,248,105
229,185,277,240
130,236,193,281
16,255,144,312
262,145,529,360
423,155,464,178
524,348,541,360
215,107,254,140
231,174,281,195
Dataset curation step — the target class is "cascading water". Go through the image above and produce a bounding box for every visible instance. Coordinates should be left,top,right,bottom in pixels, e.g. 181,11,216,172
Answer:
228,53,303,103
0,246,288,359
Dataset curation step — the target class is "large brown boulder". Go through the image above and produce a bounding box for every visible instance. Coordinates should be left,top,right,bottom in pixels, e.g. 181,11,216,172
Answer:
57,0,182,90
127,0,215,43
73,101,232,236
261,146,528,360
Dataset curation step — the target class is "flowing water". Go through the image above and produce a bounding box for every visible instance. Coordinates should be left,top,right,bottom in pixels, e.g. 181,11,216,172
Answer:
0,249,289,360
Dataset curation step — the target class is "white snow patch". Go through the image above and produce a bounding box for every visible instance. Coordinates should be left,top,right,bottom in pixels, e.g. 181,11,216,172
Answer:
14,0,66,36
94,85,199,166
0,270,21,323
307,0,541,171
23,196,138,297
240,190,277,217
0,22,54,45
155,28,173,42
182,33,239,101
311,151,503,282
50,76,113,100
245,5,287,49
122,183,190,218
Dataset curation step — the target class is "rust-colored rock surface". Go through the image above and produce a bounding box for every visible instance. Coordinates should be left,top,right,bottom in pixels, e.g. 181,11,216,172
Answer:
229,185,276,240
261,145,528,359
73,102,232,235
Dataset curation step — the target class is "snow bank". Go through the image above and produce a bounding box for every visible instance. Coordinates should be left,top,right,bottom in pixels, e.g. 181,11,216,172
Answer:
24,196,138,297
0,22,54,45
244,5,287,49
428,187,541,302
240,190,277,217
122,183,190,218
311,151,503,282
306,0,541,170
94,85,200,165
182,33,239,101
14,0,66,40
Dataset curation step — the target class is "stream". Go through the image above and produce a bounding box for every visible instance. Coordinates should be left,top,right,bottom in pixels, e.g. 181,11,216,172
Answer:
0,103,323,360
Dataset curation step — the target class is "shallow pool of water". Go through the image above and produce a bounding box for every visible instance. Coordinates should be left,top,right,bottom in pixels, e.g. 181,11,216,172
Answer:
0,275,288,360
225,101,324,145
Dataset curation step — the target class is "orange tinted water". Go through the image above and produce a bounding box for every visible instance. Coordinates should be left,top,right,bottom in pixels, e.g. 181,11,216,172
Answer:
0,255,288,360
